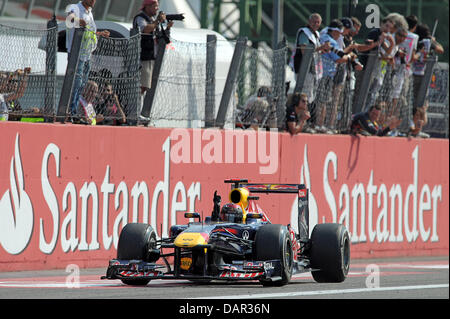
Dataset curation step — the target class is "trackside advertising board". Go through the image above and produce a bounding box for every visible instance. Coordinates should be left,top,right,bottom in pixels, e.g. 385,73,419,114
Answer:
0,122,448,271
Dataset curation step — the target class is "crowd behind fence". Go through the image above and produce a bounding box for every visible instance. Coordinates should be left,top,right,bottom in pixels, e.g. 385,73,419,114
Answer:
0,18,448,138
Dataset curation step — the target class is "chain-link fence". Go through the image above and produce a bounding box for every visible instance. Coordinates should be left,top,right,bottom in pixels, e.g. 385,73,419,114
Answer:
0,19,448,138
295,45,449,138
0,22,57,121
234,42,288,130
424,62,449,137
87,33,141,125
148,38,234,128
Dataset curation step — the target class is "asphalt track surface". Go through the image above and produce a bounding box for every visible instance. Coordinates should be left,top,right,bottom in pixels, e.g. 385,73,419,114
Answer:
0,256,447,301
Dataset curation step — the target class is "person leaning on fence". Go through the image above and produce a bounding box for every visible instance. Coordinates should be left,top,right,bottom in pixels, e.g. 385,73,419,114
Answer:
408,106,430,138
396,15,420,120
386,27,409,130
66,0,110,120
344,17,364,72
96,82,127,126
0,68,31,121
359,17,395,68
412,23,444,110
350,104,400,137
236,86,273,130
314,20,355,134
133,0,174,116
285,93,311,135
364,17,396,111
74,80,99,125
291,13,331,105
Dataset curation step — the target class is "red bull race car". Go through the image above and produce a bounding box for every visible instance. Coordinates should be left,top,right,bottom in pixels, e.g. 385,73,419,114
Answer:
101,179,350,286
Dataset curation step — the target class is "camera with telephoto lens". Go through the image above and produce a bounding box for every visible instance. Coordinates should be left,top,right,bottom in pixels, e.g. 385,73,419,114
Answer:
165,14,185,21
158,11,185,22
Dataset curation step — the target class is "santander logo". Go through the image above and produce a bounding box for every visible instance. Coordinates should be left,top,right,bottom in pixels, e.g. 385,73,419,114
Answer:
0,134,34,255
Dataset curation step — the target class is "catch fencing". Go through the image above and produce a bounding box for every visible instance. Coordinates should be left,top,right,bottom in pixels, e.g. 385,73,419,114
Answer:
0,18,448,138
0,21,57,121
294,45,449,137
234,42,288,130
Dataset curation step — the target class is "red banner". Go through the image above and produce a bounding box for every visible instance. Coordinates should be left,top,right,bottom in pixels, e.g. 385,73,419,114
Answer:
0,122,448,271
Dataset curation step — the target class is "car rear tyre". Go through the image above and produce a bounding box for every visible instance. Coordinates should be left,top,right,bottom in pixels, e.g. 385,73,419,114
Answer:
117,223,158,286
255,224,293,287
310,223,350,283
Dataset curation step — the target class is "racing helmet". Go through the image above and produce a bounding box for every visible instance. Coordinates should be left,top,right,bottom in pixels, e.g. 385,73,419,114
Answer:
220,203,244,223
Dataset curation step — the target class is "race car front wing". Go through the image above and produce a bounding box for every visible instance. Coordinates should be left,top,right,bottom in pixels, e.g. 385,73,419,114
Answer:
103,259,285,282
101,258,312,283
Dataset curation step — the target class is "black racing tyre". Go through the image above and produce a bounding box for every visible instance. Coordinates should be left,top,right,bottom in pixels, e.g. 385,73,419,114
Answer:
310,223,350,283
117,223,158,286
255,224,293,287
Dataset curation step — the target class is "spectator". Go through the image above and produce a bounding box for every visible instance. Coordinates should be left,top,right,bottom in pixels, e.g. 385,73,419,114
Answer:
359,17,395,68
66,0,110,118
365,17,396,110
75,80,98,125
401,15,420,69
408,106,430,138
386,27,409,129
291,13,331,105
413,23,444,110
345,17,364,72
314,19,354,134
0,73,8,121
96,83,127,126
331,17,362,132
395,15,420,126
350,104,400,136
236,86,272,130
349,17,377,54
133,0,174,119
373,14,408,130
286,93,311,135
0,68,31,121
344,17,364,118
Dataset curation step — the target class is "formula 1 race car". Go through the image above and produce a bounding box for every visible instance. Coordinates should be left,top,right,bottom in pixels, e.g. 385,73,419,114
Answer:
101,179,350,286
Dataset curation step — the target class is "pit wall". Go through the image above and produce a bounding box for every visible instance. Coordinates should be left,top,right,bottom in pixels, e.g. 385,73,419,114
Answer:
0,122,448,271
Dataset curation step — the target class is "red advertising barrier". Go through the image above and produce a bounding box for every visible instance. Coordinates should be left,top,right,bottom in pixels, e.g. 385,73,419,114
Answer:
0,122,448,271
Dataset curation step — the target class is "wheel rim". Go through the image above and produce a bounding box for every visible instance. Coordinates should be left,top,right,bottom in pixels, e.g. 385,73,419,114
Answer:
284,238,293,272
341,234,350,274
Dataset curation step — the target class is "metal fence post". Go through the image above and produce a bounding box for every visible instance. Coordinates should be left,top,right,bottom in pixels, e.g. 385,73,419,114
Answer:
205,34,217,128
272,39,287,129
126,27,141,124
414,55,438,109
353,52,378,113
44,16,58,122
293,44,314,94
56,27,84,123
216,36,247,128
141,38,167,119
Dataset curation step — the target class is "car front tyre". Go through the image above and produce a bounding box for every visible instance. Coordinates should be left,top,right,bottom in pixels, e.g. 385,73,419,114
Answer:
310,223,350,283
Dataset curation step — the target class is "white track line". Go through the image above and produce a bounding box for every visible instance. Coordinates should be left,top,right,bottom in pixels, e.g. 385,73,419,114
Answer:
193,284,449,299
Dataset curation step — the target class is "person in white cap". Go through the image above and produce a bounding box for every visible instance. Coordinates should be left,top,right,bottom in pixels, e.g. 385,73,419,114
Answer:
66,0,109,118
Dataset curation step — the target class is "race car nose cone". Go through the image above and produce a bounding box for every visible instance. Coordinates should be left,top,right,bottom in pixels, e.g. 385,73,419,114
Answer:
174,232,209,248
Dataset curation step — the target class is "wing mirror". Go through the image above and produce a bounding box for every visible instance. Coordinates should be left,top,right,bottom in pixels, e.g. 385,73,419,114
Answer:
246,213,263,219
184,212,201,221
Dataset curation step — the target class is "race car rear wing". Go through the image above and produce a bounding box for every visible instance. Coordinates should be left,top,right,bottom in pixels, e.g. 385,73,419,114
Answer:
224,180,310,241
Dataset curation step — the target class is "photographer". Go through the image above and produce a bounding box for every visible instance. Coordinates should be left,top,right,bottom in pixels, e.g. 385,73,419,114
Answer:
133,0,174,114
